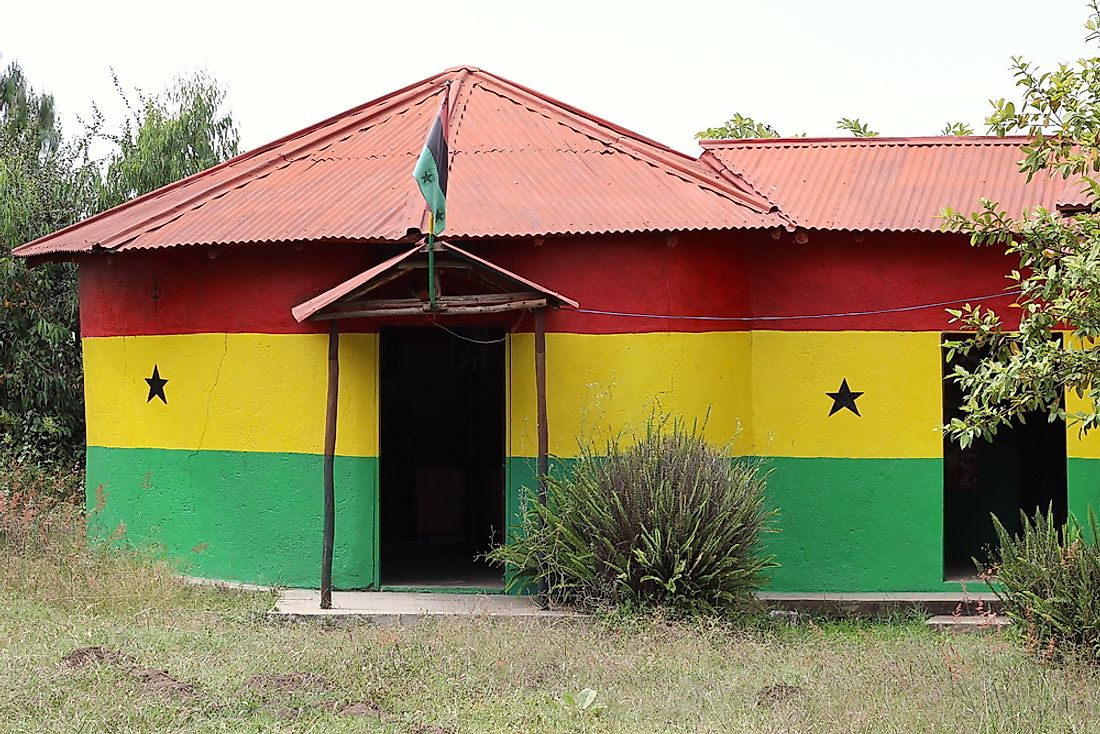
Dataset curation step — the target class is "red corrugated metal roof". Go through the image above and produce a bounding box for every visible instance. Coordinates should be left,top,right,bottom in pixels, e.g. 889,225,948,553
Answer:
14,67,785,259
700,136,1082,233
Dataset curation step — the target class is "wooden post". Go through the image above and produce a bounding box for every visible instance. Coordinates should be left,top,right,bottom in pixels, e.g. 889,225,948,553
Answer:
320,320,340,609
534,309,549,503
533,309,550,605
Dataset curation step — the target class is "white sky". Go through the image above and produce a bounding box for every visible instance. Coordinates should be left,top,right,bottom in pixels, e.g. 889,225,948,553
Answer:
2,0,1096,155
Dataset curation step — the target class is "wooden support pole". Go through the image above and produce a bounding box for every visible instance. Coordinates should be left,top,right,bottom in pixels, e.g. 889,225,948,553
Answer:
534,309,550,605
534,309,549,502
320,320,340,609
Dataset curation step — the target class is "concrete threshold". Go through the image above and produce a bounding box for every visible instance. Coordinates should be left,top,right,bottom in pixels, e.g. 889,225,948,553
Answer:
757,591,1001,616
271,589,583,623
926,614,1012,634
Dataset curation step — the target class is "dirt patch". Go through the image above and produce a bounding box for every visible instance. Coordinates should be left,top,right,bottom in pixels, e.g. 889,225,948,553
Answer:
61,646,135,668
407,727,454,734
244,672,331,692
62,646,197,698
756,683,804,707
129,668,197,698
339,701,383,717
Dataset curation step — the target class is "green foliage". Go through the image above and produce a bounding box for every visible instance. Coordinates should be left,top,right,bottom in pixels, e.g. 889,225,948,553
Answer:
696,113,780,140
941,2,1100,447
489,419,777,616
941,121,975,136
836,117,879,137
983,506,1100,661
94,70,240,211
0,62,97,465
1,65,239,465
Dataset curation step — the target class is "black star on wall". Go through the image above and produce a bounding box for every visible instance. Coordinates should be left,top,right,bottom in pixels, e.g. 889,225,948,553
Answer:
145,365,168,404
826,378,862,417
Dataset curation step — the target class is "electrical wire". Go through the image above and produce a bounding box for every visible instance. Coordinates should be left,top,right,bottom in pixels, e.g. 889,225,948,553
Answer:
571,289,1023,323
429,312,526,344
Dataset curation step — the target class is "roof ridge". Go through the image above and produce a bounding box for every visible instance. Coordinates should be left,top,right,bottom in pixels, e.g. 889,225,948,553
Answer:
470,71,778,216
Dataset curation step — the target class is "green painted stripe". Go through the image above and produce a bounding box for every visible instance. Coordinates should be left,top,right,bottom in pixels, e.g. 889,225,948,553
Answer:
86,446,377,589
762,457,945,592
510,456,956,593
1068,458,1100,540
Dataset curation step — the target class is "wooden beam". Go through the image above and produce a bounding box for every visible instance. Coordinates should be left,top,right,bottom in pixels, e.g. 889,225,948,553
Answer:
312,298,547,320
320,320,340,609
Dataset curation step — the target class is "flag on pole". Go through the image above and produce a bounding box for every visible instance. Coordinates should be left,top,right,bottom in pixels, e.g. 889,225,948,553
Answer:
413,89,450,236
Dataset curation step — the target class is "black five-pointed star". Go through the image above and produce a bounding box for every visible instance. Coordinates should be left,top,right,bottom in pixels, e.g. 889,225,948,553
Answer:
145,365,169,404
420,169,435,185
826,378,863,417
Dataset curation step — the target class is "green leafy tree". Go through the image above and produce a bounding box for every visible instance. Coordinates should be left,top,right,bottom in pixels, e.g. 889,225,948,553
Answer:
0,62,97,464
1,66,240,466
95,71,239,210
836,117,879,137
942,2,1100,448
696,113,780,140
942,121,976,136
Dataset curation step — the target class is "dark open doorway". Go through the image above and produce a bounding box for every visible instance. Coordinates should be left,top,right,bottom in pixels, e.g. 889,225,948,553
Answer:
379,326,505,590
941,335,1068,579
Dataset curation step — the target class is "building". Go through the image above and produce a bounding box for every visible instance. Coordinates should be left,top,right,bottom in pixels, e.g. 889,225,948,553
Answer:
14,67,1096,594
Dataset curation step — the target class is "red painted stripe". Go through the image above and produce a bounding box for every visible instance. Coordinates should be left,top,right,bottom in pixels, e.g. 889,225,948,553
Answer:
747,231,1022,331
78,232,1022,337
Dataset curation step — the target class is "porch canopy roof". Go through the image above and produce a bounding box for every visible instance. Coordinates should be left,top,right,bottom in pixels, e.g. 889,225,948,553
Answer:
291,239,579,323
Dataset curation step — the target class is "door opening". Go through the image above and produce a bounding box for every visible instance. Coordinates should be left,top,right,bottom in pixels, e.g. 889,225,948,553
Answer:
379,326,505,589
941,335,1067,580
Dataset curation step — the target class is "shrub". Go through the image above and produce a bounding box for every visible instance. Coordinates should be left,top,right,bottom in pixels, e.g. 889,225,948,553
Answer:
983,506,1100,661
489,419,777,616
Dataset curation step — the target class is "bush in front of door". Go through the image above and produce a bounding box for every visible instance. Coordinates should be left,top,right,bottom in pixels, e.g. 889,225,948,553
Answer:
489,418,777,616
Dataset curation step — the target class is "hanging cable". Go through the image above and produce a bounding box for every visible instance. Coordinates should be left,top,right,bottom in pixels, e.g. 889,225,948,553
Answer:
570,289,1022,323
429,311,526,344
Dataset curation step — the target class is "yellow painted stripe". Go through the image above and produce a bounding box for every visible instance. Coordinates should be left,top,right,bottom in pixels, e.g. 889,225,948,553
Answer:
751,331,944,458
83,333,378,456
508,332,753,458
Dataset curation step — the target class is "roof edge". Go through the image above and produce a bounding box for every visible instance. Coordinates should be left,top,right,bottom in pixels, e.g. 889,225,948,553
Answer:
699,135,1032,148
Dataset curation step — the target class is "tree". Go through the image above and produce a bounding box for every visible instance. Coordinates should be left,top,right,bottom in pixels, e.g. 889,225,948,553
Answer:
942,121,976,136
94,71,240,211
836,117,879,137
0,62,97,464
696,113,780,140
942,2,1100,448
1,66,240,465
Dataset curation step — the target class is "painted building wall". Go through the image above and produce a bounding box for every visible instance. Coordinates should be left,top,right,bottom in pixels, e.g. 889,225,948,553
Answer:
79,232,1100,592
80,245,381,588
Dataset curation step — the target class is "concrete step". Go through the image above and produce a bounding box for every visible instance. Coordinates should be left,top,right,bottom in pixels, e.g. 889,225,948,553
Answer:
926,614,1012,633
757,592,1001,617
271,590,583,624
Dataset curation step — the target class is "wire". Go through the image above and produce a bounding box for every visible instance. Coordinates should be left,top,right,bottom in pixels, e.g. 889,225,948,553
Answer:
429,312,526,343
571,289,1023,323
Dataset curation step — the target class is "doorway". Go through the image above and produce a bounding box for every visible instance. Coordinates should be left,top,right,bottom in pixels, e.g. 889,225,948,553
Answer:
941,336,1067,579
379,326,505,589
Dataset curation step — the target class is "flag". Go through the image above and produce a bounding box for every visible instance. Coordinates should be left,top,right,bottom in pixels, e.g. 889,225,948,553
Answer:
412,91,449,235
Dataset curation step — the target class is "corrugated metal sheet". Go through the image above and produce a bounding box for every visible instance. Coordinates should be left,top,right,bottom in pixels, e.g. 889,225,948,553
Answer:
14,67,783,259
701,136,1080,233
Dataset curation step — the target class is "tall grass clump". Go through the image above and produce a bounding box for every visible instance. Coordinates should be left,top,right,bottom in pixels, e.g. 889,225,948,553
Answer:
490,419,777,616
983,506,1100,662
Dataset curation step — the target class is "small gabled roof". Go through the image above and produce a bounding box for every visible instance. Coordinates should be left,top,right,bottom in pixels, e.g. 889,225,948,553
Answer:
15,66,785,259
291,240,579,323
700,135,1083,233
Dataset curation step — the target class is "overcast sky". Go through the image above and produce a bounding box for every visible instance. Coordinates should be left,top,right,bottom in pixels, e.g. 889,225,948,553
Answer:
3,1,1096,155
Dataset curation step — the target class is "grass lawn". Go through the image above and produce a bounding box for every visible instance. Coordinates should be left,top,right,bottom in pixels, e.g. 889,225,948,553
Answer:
3,547,1100,734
